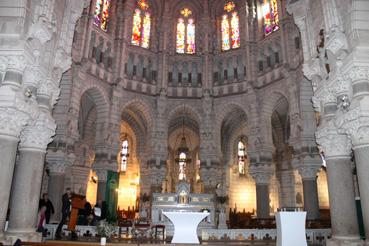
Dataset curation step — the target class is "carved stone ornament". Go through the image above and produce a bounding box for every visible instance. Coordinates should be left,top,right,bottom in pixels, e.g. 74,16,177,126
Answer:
346,66,369,83
297,163,321,180
249,164,274,184
19,110,56,151
47,162,67,174
315,122,352,158
0,108,30,138
27,19,53,44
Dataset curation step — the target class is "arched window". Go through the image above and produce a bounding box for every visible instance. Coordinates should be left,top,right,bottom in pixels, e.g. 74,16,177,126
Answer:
176,8,196,54
93,0,111,31
131,0,151,48
120,140,129,172
238,141,246,175
179,152,187,180
260,0,279,36
221,1,240,51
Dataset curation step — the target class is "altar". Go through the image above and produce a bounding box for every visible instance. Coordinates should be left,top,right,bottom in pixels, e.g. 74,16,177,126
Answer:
151,181,215,237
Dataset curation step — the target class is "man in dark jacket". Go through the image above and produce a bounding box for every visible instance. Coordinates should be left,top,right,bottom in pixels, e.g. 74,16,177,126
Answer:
39,193,55,223
55,188,72,239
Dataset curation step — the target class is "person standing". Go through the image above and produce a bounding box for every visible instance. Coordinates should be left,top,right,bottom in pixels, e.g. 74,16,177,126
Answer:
55,188,72,239
39,193,55,224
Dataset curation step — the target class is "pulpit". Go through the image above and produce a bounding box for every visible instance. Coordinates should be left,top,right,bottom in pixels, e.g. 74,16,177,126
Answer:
68,194,86,231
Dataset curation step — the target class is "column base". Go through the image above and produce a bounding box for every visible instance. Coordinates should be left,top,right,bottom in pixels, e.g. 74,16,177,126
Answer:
327,237,364,246
6,231,42,244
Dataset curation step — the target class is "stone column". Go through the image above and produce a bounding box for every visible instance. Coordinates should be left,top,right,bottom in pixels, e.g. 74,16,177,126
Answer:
0,68,32,240
300,168,320,220
249,166,273,219
293,157,321,220
317,129,363,246
353,143,369,243
47,164,66,222
96,169,108,202
6,95,56,244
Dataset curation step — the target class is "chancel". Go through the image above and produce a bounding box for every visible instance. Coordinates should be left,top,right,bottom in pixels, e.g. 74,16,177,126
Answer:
0,0,368,246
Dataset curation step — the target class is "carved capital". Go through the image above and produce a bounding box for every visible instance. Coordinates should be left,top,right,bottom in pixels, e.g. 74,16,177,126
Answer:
19,110,56,151
316,123,351,158
346,66,369,83
297,164,321,180
47,162,66,174
0,108,30,138
249,163,274,185
95,169,108,182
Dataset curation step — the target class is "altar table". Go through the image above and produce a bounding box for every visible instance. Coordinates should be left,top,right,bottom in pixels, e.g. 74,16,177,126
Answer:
276,211,307,246
163,211,209,244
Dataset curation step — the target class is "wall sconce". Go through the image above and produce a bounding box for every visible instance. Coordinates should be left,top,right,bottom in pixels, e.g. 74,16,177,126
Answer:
24,88,32,98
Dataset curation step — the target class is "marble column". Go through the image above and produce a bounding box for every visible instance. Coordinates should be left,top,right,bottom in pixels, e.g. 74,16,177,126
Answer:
0,136,19,237
353,145,369,243
6,95,56,244
277,169,296,208
297,164,321,220
0,68,32,241
47,163,66,222
96,169,108,202
6,148,46,242
256,182,270,218
250,170,273,219
317,124,364,246
325,157,362,245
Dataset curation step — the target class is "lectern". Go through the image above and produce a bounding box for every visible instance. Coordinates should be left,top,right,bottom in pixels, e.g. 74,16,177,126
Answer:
68,194,86,231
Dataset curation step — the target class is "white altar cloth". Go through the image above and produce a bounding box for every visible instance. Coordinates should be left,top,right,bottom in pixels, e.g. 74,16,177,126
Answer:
276,211,307,246
163,211,209,244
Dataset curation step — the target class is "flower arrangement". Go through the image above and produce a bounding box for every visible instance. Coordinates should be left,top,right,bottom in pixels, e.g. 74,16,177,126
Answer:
96,221,116,238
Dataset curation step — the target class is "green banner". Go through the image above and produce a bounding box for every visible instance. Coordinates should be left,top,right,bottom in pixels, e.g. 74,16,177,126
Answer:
105,170,119,222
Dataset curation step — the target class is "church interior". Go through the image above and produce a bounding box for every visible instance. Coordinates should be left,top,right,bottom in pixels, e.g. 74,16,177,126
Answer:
0,0,368,245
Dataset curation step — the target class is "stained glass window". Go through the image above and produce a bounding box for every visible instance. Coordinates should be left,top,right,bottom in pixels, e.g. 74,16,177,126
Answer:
230,12,240,49
176,8,196,54
121,140,129,172
141,13,151,48
221,2,240,51
261,0,279,36
176,18,186,53
238,141,246,175
101,0,111,31
93,0,111,31
221,15,230,51
93,0,103,27
131,0,151,48
179,152,187,180
187,19,196,54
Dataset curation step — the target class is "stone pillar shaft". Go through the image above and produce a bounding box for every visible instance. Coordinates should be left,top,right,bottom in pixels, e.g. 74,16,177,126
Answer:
97,181,107,201
302,179,320,220
326,157,361,241
0,136,19,236
7,148,45,242
47,173,65,221
256,184,270,218
353,146,369,240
